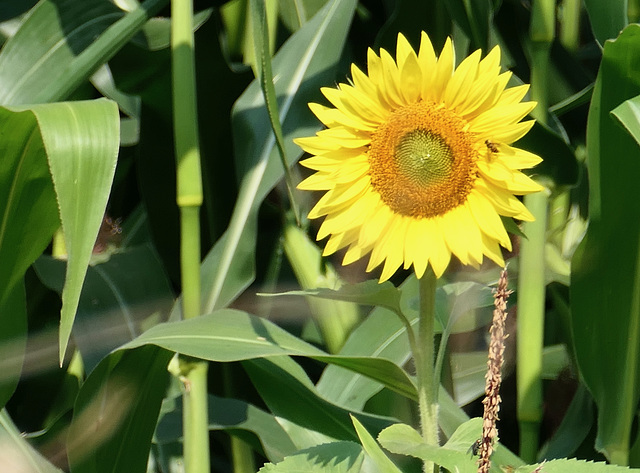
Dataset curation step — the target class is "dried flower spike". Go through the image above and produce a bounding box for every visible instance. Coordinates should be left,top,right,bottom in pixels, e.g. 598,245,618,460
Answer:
478,267,512,473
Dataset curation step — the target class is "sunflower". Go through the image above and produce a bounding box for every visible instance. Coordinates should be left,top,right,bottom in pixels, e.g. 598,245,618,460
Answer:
295,32,543,282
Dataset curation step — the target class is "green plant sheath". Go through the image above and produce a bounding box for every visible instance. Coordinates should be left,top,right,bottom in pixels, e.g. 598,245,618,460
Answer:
517,190,549,462
516,0,554,462
172,0,209,472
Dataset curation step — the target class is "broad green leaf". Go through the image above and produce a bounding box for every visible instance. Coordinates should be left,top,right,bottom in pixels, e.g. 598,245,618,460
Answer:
316,278,493,410
266,280,403,316
377,420,479,473
0,100,117,402
571,24,640,464
0,409,64,473
379,418,524,473
514,459,639,473
584,0,628,47
0,0,169,105
156,394,298,463
612,94,640,147
67,346,171,473
258,441,364,473
244,356,396,443
34,244,174,372
203,0,356,313
435,395,524,468
316,303,413,410
16,99,120,363
122,309,417,400
273,417,336,452
351,415,402,473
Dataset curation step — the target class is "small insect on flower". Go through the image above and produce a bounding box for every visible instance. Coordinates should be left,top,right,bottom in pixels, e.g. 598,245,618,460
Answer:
467,439,482,457
485,139,499,154
295,32,543,282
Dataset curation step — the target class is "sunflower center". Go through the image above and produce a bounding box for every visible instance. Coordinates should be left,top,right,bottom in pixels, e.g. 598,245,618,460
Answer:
396,130,454,188
368,101,477,218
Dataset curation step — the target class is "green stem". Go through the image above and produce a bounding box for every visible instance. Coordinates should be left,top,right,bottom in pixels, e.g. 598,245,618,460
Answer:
559,0,581,52
518,0,554,462
182,361,210,473
415,268,438,473
529,0,554,124
517,190,549,463
172,0,209,472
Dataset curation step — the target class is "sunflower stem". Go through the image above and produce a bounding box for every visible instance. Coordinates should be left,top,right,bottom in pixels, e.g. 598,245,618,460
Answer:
171,0,209,471
517,190,549,463
415,268,439,473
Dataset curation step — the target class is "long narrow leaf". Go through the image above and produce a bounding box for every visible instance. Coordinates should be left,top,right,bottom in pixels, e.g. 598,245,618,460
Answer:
202,0,357,313
122,309,416,400
14,100,121,363
571,24,640,463
0,0,168,105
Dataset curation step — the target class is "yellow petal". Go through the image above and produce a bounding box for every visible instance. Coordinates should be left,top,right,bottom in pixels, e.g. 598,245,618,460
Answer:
431,37,455,100
441,205,483,266
471,102,537,135
481,232,505,267
427,218,451,277
444,49,482,110
309,176,371,218
294,135,340,154
379,218,408,281
476,180,535,220
467,191,511,249
309,102,374,131
405,218,430,278
493,120,536,144
396,34,421,104
418,32,437,100
380,47,405,108
499,145,543,169
343,240,372,265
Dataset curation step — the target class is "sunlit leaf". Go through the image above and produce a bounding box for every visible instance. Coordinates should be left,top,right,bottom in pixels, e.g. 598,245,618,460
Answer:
67,346,171,473
0,409,64,473
257,441,364,473
34,244,174,372
0,0,169,105
17,100,120,363
0,99,118,400
572,24,640,463
612,94,640,147
202,0,357,313
351,415,402,473
122,309,416,400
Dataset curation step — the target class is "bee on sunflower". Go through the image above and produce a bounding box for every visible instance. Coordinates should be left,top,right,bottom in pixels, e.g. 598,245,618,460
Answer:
295,32,543,282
